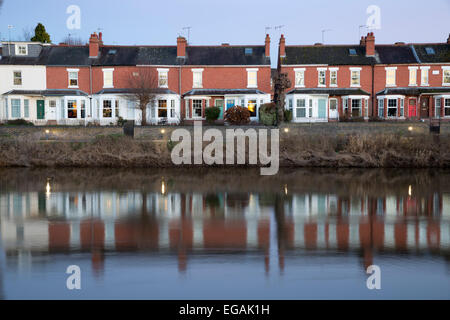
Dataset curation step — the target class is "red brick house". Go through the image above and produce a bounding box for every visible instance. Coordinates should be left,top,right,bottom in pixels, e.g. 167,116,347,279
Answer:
278,33,450,122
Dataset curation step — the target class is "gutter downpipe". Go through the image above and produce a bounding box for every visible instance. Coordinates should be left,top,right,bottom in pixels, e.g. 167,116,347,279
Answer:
88,64,92,127
371,63,375,118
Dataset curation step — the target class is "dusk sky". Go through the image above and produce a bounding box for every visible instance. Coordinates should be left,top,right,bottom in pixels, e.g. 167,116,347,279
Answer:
0,0,449,65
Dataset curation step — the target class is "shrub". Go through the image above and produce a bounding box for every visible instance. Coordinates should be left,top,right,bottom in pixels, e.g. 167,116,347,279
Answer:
259,103,277,126
284,109,293,122
205,106,221,123
6,119,34,126
117,117,127,127
224,106,251,125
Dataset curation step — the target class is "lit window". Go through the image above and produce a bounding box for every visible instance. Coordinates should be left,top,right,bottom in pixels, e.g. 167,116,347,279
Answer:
192,69,203,88
103,100,112,118
351,69,360,86
247,100,257,117
68,70,79,87
318,69,326,86
13,71,22,85
68,100,78,119
409,68,417,86
386,68,396,86
295,69,305,87
103,69,114,88
158,69,169,88
158,100,167,118
247,69,258,88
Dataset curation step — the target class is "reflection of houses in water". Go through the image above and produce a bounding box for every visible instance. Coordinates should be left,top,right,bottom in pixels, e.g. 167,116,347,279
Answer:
1,190,449,273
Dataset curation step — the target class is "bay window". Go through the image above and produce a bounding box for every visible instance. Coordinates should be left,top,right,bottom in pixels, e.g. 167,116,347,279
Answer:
351,99,361,117
445,99,450,117
192,100,202,118
81,100,86,118
24,99,29,118
296,99,306,118
435,98,441,118
170,100,176,118
103,100,112,118
68,100,78,118
378,99,384,118
11,99,21,118
247,100,257,117
387,99,397,117
158,100,168,118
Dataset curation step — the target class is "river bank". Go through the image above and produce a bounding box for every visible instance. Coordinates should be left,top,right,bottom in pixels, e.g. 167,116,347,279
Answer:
1,123,450,168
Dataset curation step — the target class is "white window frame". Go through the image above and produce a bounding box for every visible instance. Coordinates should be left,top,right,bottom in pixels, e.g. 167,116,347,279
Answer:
15,44,27,56
157,68,169,88
192,99,203,118
445,98,450,117
102,68,114,88
247,68,258,88
192,68,204,88
387,98,398,118
294,68,305,87
13,70,22,86
408,66,418,86
350,68,361,87
67,68,79,88
317,68,326,87
442,67,450,86
420,66,430,86
329,68,338,87
385,67,397,87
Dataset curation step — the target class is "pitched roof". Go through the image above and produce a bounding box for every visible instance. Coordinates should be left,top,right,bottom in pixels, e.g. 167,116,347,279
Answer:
412,44,450,63
185,46,270,65
4,89,88,96
95,88,177,95
283,45,376,65
375,45,418,64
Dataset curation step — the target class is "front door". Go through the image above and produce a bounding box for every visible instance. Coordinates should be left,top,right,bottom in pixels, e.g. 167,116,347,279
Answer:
215,99,224,118
329,99,338,119
420,98,429,118
408,99,417,118
37,100,45,120
318,99,327,119
226,99,235,111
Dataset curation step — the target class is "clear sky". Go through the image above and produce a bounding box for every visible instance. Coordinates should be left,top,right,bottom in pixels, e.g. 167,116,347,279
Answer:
0,0,449,65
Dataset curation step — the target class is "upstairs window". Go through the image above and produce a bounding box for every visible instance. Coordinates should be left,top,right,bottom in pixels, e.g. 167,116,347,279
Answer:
68,69,79,87
192,69,203,88
330,69,338,86
247,68,258,88
294,69,305,87
386,68,396,86
13,71,22,85
318,69,326,86
443,68,450,86
15,44,27,55
425,47,435,55
103,69,114,88
409,67,417,86
158,68,169,88
350,69,361,86
420,67,429,86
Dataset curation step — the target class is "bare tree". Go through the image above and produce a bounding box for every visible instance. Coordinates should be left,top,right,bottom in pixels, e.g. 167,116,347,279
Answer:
126,68,159,126
22,27,33,41
61,34,84,45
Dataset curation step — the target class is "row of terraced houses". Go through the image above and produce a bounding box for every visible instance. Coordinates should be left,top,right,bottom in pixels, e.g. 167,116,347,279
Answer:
0,32,449,125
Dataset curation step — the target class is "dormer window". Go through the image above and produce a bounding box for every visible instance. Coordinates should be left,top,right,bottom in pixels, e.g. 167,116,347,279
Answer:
15,44,27,55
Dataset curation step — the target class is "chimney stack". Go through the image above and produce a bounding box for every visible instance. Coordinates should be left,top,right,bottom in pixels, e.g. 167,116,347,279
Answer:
265,34,270,57
89,32,100,58
177,36,187,58
279,34,286,58
365,32,375,57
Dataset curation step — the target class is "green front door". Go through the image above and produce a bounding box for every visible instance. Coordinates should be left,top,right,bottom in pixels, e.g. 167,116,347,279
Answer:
37,100,45,120
318,99,327,119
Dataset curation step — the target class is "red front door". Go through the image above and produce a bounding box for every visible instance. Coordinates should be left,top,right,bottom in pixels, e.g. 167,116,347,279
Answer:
408,99,417,118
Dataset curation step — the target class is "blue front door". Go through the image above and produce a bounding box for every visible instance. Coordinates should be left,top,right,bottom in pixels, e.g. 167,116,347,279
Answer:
226,99,235,110
318,99,327,119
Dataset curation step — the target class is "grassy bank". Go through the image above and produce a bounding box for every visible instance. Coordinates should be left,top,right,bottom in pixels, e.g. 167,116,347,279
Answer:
1,130,450,168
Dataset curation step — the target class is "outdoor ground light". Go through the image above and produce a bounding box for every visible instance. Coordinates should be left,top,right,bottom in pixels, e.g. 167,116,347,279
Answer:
408,126,413,131
284,128,289,133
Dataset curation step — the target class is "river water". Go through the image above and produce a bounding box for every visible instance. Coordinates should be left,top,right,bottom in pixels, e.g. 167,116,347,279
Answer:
0,168,449,299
